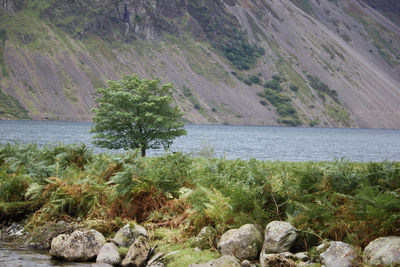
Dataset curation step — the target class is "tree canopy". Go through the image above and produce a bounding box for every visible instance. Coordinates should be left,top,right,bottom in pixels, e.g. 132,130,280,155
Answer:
91,74,187,156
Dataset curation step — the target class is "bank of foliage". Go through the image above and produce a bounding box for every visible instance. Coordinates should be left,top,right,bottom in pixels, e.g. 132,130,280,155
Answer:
1,143,400,249
258,76,301,126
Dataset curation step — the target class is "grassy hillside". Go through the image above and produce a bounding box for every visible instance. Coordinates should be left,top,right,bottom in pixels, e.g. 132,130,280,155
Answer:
0,0,399,128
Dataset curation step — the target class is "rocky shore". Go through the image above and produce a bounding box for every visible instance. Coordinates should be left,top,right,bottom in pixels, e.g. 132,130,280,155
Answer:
2,220,400,267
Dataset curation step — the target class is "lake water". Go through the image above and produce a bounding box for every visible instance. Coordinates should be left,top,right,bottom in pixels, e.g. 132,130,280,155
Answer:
1,120,400,161
0,241,91,267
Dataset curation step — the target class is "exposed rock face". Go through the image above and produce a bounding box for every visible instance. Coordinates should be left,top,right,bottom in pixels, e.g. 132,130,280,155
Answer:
121,236,150,267
96,242,121,265
1,0,400,128
50,230,106,262
362,0,400,15
113,223,148,248
260,253,296,267
217,224,264,260
195,226,218,249
261,221,297,254
188,255,241,267
363,236,400,266
320,241,357,267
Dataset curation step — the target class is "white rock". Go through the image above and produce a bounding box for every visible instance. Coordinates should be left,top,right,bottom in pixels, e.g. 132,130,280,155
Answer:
50,230,106,262
261,221,297,253
363,236,400,266
96,242,121,265
113,223,148,248
217,224,264,260
320,241,356,267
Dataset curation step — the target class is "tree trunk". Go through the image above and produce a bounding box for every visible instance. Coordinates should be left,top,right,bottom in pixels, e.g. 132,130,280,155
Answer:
141,146,146,157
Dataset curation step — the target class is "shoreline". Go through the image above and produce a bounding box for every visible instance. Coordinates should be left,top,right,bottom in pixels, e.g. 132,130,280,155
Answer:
1,143,400,265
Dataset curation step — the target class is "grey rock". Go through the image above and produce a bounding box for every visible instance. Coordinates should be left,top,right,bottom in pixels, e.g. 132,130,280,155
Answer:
114,223,148,248
147,262,165,267
320,241,356,267
363,236,400,266
92,263,113,267
195,226,218,249
188,255,241,267
50,230,106,262
295,252,309,262
241,259,251,267
261,221,297,254
260,253,296,267
96,242,121,265
296,262,316,267
121,236,150,267
146,252,164,266
217,224,264,260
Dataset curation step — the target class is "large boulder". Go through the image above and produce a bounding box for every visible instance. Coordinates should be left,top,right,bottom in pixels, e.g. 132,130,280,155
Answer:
363,236,400,266
261,221,297,254
114,223,148,248
217,224,264,260
195,226,218,249
320,241,356,267
121,236,150,267
260,253,296,267
96,242,121,265
188,255,241,267
50,230,106,261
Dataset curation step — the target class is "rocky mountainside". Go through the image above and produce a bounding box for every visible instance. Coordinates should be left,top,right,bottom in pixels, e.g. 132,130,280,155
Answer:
0,0,399,128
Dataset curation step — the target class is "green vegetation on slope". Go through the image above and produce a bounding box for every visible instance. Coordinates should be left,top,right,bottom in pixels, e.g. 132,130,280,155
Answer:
345,4,400,67
0,88,30,119
258,75,302,126
188,1,265,70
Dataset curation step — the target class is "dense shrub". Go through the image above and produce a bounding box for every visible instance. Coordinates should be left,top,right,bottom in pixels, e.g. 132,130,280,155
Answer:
1,144,400,249
307,75,339,103
264,80,283,91
289,84,299,92
188,1,264,70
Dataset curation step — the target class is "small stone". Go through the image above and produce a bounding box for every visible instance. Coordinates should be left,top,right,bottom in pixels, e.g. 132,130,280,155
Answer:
96,242,121,265
50,230,106,262
91,263,113,267
241,259,251,267
147,262,165,267
188,255,241,267
218,224,264,260
320,241,356,267
295,252,309,262
260,253,296,267
363,236,400,266
113,223,148,248
261,221,298,254
121,236,150,267
147,252,164,266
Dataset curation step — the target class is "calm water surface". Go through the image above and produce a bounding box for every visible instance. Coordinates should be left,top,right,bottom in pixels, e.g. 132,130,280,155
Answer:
0,241,91,267
1,120,400,264
1,120,400,161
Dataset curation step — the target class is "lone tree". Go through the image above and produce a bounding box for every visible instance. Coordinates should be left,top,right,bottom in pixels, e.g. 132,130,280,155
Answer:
91,73,187,156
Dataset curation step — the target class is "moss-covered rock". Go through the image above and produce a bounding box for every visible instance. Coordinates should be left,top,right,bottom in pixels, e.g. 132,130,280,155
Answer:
50,229,106,262
113,223,148,248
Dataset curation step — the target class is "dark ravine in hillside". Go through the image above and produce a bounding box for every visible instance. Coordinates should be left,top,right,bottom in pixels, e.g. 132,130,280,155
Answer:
0,0,399,128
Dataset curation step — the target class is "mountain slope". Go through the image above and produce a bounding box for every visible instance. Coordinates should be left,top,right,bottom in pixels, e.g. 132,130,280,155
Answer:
0,0,399,128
